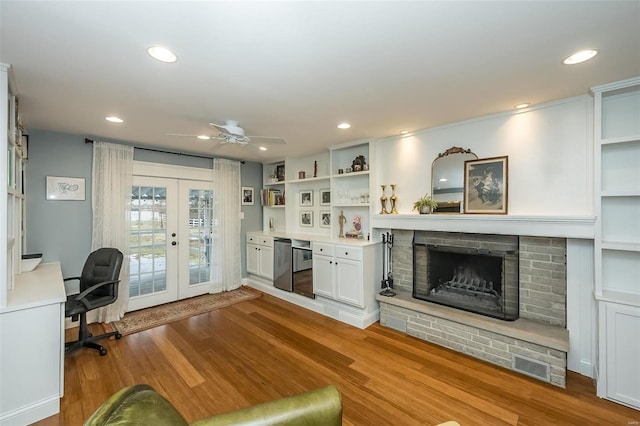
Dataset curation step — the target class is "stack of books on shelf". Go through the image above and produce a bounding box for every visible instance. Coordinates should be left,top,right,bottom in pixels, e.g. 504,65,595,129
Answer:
261,188,285,206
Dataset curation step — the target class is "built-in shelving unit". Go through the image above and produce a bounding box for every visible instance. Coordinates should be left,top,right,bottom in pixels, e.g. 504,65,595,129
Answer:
261,140,374,239
2,63,26,303
592,76,640,410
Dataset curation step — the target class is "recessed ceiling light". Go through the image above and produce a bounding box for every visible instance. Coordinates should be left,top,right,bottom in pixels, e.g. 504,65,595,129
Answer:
400,130,409,135
197,135,210,140
563,49,598,65
147,45,177,63
105,116,123,123
439,178,448,182
515,103,530,109
259,146,268,151
337,122,351,129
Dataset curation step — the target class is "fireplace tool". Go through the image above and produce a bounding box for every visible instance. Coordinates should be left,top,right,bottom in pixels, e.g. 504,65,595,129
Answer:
379,232,396,297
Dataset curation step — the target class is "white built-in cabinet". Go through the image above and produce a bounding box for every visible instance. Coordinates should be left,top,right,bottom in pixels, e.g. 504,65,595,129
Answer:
1,63,66,425
312,242,364,307
248,140,380,329
246,233,274,280
592,76,640,410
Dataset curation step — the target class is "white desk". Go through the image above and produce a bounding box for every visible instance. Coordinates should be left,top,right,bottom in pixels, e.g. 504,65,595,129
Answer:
0,262,65,425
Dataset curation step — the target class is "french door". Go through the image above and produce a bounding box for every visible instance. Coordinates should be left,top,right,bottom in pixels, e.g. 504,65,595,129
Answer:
128,176,214,311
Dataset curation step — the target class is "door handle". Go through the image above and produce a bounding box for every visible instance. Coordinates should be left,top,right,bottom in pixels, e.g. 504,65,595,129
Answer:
172,241,177,246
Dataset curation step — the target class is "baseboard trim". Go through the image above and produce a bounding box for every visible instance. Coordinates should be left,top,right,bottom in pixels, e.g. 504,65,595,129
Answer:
0,394,59,425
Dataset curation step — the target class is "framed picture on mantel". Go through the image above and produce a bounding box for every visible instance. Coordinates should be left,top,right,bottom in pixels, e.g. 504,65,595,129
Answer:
463,156,508,214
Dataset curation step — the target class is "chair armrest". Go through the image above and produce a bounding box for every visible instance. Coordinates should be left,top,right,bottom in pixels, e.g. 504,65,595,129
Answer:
64,276,81,282
191,386,342,426
84,384,188,426
74,280,121,309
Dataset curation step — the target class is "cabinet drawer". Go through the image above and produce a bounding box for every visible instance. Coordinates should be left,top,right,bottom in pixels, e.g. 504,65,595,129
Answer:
335,245,362,261
259,236,274,247
247,233,258,244
313,242,334,256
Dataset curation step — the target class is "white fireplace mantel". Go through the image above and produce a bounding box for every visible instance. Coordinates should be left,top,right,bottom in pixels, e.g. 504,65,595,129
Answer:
371,214,596,239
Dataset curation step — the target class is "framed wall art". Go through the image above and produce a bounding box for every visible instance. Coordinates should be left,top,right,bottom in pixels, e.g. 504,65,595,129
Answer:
299,190,313,206
46,176,86,201
241,186,254,205
299,210,313,227
463,156,508,214
320,211,331,228
320,189,331,206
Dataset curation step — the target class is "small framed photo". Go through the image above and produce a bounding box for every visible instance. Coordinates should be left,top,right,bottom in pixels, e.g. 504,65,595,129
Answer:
320,211,331,228
46,176,85,201
299,190,313,206
275,164,285,182
241,186,254,205
464,156,508,214
300,210,313,227
320,189,331,206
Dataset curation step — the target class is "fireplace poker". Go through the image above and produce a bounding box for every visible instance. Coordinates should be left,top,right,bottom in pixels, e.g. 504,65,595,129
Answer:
379,232,396,297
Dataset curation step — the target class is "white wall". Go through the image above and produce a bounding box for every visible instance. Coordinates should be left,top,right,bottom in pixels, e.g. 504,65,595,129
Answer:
375,96,593,216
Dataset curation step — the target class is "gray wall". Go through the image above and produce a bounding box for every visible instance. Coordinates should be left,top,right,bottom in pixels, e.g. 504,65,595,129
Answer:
26,129,263,279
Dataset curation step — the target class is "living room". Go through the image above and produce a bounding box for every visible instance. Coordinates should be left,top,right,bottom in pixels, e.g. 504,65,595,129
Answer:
1,2,639,425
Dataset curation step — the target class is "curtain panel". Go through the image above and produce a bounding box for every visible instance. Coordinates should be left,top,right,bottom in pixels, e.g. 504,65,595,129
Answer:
211,158,242,292
89,141,134,323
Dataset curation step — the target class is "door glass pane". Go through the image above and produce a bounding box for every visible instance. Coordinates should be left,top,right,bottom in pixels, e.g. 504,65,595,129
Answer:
129,186,168,297
188,189,213,285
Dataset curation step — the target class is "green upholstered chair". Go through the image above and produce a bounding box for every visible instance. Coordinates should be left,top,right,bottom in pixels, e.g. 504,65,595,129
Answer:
85,384,343,426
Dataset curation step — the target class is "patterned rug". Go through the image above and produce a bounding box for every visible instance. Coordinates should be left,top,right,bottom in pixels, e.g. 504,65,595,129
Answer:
111,286,261,336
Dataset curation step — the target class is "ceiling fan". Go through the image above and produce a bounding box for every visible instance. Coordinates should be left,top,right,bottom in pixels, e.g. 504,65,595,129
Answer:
169,120,286,148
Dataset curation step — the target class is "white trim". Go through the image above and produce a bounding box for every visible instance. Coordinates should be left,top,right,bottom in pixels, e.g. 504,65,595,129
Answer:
0,394,59,426
133,161,213,181
372,214,596,239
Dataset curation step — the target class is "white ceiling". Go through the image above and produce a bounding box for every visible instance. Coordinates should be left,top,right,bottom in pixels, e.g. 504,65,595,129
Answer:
1,1,639,163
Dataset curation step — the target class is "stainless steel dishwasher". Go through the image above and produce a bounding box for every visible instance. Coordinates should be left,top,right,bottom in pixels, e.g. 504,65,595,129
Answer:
273,238,292,292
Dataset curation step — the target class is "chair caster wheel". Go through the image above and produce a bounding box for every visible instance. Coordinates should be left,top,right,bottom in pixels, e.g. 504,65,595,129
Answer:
99,348,107,356
115,332,122,340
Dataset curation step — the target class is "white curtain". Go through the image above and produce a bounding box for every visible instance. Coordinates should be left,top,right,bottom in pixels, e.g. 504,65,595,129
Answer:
89,141,134,323
211,158,242,293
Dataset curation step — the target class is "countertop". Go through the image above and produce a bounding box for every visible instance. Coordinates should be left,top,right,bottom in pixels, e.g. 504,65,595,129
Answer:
2,262,65,313
249,231,379,247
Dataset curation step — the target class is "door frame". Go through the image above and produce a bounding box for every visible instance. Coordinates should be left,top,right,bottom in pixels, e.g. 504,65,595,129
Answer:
128,161,213,311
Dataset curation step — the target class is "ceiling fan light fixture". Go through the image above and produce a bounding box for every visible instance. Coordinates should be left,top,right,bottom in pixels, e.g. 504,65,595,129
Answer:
105,116,123,123
337,122,351,129
563,49,598,65
147,45,177,63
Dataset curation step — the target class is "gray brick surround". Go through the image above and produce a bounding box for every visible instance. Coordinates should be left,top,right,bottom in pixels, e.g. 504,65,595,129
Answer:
380,230,568,387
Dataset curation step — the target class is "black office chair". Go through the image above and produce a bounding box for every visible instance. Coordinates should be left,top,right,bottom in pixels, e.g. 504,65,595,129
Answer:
65,247,124,356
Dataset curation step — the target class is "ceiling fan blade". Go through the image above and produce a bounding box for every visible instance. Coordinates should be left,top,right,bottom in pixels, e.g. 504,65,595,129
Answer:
246,136,287,144
209,123,232,135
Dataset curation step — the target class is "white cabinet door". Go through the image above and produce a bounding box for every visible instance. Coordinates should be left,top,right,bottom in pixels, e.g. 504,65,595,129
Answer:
259,246,274,280
246,243,259,275
605,302,640,409
336,258,363,307
313,255,335,298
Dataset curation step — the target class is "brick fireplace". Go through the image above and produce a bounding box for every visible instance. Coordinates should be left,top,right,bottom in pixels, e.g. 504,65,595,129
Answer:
377,230,570,387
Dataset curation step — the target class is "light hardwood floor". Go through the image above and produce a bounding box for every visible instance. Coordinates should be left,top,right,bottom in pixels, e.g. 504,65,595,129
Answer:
38,293,638,425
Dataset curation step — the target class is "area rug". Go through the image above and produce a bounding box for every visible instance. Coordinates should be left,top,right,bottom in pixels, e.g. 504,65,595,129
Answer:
111,286,261,336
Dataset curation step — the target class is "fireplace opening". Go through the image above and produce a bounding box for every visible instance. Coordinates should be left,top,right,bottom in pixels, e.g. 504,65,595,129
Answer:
413,239,519,321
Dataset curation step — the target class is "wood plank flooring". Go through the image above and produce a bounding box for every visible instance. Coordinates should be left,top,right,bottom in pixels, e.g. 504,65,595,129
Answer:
37,293,638,425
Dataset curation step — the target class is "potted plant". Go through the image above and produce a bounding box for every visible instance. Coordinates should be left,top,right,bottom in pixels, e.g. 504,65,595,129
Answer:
412,194,438,214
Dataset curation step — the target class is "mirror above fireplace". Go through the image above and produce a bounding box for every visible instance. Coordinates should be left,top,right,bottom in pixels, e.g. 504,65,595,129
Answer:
431,147,477,213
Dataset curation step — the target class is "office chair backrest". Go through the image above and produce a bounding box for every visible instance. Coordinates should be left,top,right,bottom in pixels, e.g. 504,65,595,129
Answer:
80,248,124,298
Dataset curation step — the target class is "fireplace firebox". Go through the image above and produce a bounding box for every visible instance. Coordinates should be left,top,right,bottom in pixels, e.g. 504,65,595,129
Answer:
413,236,519,321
